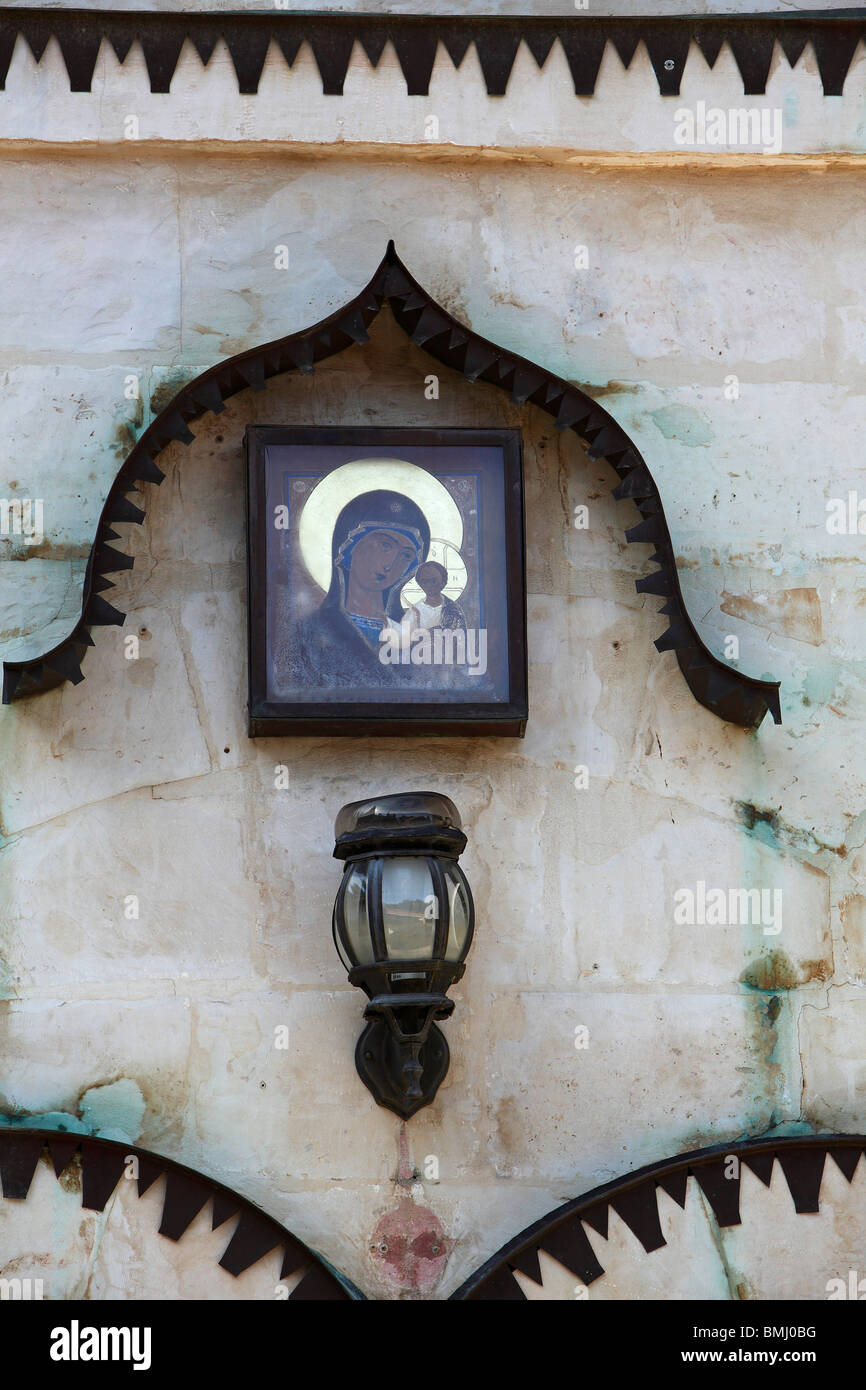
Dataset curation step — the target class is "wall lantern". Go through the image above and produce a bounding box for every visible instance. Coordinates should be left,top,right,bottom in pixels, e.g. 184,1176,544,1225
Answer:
332,792,475,1120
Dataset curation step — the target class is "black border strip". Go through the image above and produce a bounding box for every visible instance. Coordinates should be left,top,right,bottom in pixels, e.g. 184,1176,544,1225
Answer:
0,9,864,98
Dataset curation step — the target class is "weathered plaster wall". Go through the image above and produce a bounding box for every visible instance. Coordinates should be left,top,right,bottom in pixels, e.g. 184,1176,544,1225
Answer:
2,30,866,1299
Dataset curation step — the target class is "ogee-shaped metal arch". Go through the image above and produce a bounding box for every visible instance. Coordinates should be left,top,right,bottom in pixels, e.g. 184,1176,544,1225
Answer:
1,241,781,729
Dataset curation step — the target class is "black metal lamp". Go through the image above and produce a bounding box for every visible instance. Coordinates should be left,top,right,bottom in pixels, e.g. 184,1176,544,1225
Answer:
332,792,475,1120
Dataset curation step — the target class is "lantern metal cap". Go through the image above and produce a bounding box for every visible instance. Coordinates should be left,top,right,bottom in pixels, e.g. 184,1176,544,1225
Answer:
333,791,467,860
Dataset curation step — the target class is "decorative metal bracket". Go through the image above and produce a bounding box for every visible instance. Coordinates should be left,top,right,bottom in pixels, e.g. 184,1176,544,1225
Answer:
0,1128,360,1297
1,241,781,729
0,8,863,98
355,1013,451,1122
451,1133,866,1299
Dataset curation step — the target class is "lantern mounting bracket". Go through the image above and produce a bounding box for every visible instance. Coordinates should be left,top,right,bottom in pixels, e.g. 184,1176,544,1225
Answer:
355,1017,451,1121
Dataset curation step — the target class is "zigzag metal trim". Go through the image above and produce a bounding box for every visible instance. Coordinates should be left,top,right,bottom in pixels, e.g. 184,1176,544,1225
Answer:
450,1134,865,1299
1,241,781,729
0,1128,360,1298
0,8,864,98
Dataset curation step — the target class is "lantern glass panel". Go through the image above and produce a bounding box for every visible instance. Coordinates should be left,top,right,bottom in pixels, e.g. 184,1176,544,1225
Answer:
342,866,375,966
444,864,472,961
333,902,352,970
381,857,436,961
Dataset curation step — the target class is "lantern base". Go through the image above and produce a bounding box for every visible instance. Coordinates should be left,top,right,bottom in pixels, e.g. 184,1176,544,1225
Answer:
355,1018,450,1120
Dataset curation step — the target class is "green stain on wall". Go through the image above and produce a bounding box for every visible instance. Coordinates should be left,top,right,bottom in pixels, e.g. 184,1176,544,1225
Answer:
799,664,838,708
78,1079,146,1143
0,1079,146,1145
735,801,781,851
0,1111,88,1134
150,368,197,417
0,958,15,1002
649,405,714,447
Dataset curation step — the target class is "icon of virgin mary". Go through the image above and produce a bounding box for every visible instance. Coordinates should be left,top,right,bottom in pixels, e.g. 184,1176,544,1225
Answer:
288,489,431,690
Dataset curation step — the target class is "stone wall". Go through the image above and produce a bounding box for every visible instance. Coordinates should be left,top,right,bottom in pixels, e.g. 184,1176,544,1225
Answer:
2,15,866,1298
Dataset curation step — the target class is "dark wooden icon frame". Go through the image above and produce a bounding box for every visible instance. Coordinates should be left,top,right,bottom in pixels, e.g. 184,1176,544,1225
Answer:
245,425,528,737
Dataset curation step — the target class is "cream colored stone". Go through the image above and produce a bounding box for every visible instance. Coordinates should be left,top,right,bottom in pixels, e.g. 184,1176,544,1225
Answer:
181,991,396,1194
0,604,212,833
800,995,866,1132
1,88,865,1300
0,558,82,655
0,161,179,354
0,998,191,1127
559,797,831,990
0,790,258,988
483,990,800,1183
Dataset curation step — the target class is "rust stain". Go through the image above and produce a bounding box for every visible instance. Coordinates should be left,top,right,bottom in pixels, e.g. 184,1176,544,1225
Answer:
736,801,846,859
585,379,642,397
112,418,139,461
3,540,89,562
150,370,196,416
720,587,822,647
840,893,866,939
431,284,471,323
740,948,829,992
493,1094,525,1156
57,1151,83,1194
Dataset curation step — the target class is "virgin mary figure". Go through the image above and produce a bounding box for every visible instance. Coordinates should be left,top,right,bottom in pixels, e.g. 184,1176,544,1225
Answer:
288,488,430,691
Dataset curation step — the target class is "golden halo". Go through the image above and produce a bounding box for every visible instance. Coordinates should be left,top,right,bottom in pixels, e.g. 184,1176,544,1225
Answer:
298,458,464,594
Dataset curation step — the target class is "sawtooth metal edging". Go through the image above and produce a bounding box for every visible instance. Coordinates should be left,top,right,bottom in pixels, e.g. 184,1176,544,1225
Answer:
450,1134,864,1299
1,242,782,729
0,1127,360,1298
0,7,863,98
